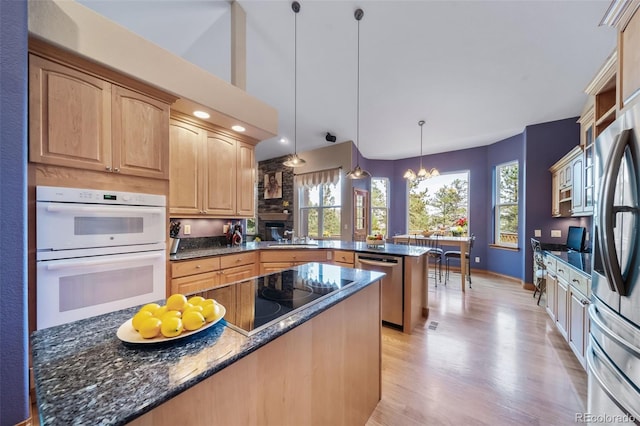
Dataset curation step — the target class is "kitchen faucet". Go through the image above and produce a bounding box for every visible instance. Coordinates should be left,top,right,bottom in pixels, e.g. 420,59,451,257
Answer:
283,229,294,242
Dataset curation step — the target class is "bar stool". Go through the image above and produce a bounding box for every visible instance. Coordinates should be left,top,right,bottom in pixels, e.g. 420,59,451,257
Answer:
425,235,443,285
444,234,475,288
531,238,546,305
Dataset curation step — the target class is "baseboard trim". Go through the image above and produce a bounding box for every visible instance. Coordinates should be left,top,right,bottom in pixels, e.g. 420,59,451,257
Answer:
15,416,32,426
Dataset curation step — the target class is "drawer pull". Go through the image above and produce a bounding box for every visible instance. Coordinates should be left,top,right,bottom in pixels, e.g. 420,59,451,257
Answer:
581,299,590,306
572,278,580,283
558,268,564,272
195,265,201,269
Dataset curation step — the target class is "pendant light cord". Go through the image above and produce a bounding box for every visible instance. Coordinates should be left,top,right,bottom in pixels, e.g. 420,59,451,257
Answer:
356,17,360,160
419,121,423,169
294,5,298,156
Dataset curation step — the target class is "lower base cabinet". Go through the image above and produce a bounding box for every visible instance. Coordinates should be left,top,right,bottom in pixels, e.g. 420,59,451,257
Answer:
568,288,589,368
545,273,558,322
556,278,569,339
129,281,381,426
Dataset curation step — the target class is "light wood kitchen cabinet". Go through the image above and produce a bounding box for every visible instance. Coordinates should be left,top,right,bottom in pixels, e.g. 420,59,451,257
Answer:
260,249,330,274
219,252,258,285
603,2,640,110
170,257,221,294
332,250,355,268
29,54,171,179
169,116,256,218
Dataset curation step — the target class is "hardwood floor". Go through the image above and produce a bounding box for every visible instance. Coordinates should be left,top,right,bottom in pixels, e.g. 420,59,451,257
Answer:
367,272,588,426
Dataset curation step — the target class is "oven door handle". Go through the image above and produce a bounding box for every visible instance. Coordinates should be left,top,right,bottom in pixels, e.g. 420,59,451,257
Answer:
46,205,164,215
45,252,164,270
357,258,398,268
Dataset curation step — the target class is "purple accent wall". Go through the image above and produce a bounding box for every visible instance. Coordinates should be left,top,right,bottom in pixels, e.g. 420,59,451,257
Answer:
1,0,30,423
523,118,586,282
486,133,525,278
366,117,583,283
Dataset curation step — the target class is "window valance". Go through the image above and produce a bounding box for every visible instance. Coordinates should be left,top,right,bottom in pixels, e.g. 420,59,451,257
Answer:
294,168,341,188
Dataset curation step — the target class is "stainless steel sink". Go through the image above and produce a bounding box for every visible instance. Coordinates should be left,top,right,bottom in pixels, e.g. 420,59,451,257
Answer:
266,243,319,249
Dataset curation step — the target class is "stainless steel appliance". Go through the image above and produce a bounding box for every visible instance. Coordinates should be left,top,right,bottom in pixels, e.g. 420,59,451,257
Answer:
355,252,403,327
589,103,640,422
36,186,166,329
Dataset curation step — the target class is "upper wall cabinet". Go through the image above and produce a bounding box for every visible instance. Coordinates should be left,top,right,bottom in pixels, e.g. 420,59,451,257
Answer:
601,1,640,111
29,54,173,179
169,115,256,218
550,146,584,217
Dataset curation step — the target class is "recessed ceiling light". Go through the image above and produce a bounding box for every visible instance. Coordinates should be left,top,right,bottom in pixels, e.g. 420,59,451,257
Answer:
232,125,246,132
280,138,287,144
193,110,210,119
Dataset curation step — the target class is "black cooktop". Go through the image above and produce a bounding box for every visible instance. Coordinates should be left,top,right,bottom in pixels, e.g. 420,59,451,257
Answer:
200,264,355,336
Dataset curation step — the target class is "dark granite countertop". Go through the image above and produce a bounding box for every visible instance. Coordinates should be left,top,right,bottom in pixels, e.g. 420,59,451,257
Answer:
31,263,385,426
170,240,430,261
544,250,592,277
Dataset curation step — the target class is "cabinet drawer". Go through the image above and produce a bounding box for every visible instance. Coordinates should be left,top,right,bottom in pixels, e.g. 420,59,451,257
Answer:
220,263,257,285
543,255,557,273
260,250,329,263
171,271,220,294
333,250,354,265
171,257,221,278
569,269,590,297
220,252,257,269
555,262,570,282
261,262,295,275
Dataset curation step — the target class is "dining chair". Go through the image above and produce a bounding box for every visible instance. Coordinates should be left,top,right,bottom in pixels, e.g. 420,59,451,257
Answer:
531,238,546,305
444,234,475,288
425,235,443,285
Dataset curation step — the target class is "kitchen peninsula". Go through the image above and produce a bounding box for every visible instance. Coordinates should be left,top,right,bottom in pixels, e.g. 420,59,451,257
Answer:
171,240,430,333
31,264,384,426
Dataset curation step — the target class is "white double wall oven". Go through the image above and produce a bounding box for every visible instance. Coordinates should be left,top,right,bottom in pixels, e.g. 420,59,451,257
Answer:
36,186,166,329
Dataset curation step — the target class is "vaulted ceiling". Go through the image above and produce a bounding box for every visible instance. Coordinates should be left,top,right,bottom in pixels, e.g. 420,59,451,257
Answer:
79,0,617,162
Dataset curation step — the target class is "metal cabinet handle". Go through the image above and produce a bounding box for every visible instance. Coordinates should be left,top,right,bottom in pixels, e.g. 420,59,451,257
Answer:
195,265,201,269
114,167,120,173
581,299,590,306
105,166,112,172
572,278,580,283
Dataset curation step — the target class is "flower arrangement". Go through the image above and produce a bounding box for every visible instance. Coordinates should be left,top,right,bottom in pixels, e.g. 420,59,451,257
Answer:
450,217,468,236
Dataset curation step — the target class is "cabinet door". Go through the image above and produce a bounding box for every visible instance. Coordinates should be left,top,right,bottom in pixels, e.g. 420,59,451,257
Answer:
546,273,557,322
556,278,569,340
29,55,112,171
584,141,594,213
219,264,257,286
202,285,237,325
569,289,588,369
203,132,237,215
112,85,170,178
235,280,256,331
171,272,220,295
551,172,560,216
169,120,203,215
621,7,640,109
571,156,583,214
236,141,256,217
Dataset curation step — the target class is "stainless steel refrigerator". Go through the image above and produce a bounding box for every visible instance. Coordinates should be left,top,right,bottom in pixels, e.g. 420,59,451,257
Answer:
589,102,640,423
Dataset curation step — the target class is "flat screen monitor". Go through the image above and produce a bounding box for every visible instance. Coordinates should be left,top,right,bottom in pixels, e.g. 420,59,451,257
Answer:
566,226,586,252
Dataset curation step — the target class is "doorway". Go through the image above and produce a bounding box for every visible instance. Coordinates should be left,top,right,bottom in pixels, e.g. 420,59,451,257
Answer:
353,188,369,242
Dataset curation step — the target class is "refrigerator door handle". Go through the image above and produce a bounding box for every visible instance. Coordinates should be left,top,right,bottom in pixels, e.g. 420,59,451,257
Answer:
587,335,640,421
598,129,634,296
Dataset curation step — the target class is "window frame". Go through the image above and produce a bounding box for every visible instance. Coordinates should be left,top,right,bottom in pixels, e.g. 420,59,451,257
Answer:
406,170,470,235
370,177,389,236
494,160,519,248
298,180,342,239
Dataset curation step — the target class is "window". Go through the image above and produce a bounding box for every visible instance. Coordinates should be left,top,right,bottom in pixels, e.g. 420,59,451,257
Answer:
298,180,341,239
371,178,389,236
495,161,519,247
407,172,469,234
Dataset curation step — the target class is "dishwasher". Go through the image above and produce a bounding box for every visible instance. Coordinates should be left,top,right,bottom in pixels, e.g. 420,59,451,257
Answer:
354,253,404,328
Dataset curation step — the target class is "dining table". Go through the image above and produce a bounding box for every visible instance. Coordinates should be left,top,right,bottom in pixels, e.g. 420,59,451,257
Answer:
392,234,472,292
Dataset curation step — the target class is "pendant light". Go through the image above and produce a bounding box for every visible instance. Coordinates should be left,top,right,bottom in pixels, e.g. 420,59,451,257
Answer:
404,120,439,180
346,8,370,180
283,1,306,168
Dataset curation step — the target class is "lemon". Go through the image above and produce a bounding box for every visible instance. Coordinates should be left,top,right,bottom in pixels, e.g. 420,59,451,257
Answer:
200,298,215,307
166,294,188,311
153,305,168,319
181,302,195,313
139,303,161,315
187,295,205,306
202,303,223,323
183,305,203,316
160,316,183,338
161,310,182,321
138,317,162,339
132,310,153,331
182,311,206,331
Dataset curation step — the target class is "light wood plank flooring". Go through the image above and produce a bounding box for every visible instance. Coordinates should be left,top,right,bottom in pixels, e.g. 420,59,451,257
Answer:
367,272,588,426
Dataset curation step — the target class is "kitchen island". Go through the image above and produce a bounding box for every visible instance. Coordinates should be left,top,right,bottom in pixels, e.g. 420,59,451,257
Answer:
31,263,384,425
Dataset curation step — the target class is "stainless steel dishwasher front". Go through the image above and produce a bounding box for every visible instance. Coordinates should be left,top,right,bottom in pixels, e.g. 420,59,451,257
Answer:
354,253,404,328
